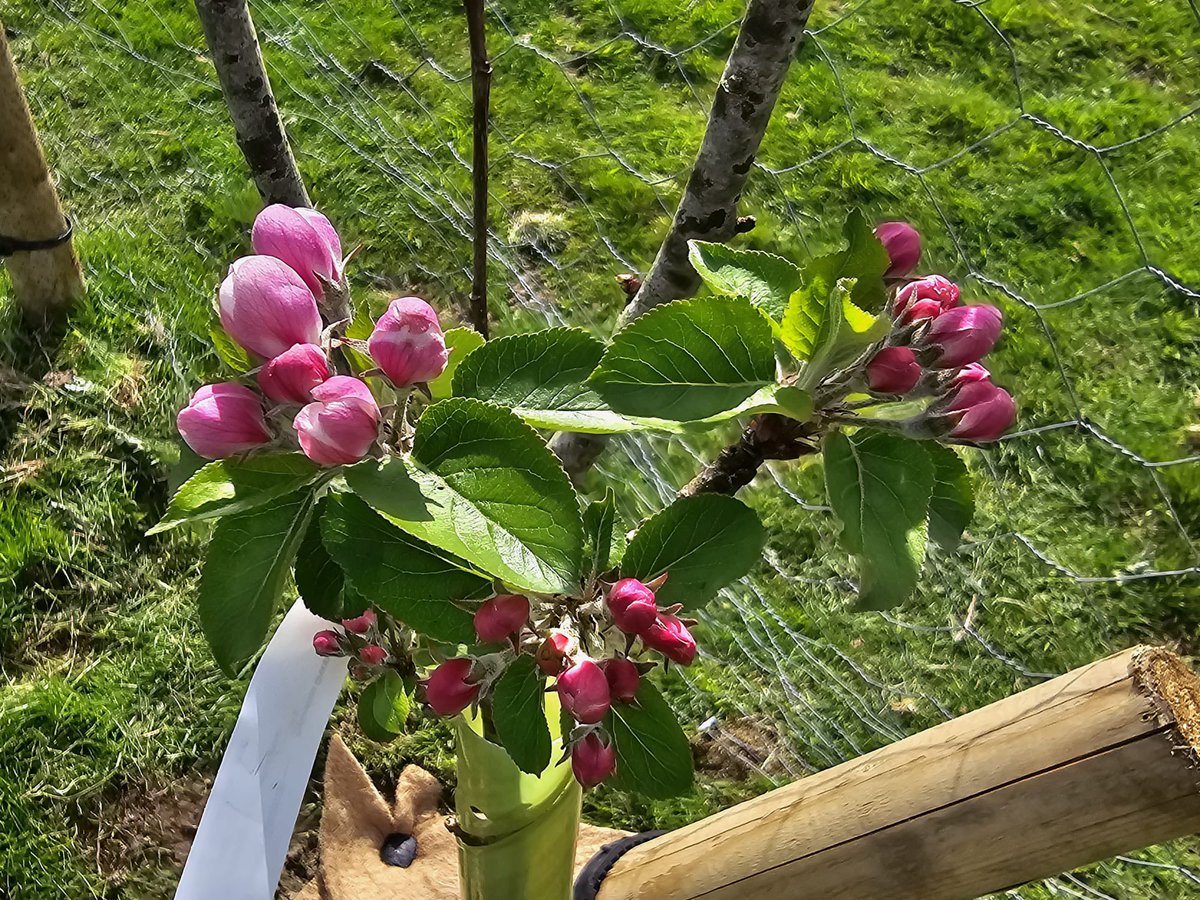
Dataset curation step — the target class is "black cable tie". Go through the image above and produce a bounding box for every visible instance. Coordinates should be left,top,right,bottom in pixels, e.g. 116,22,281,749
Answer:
0,217,73,257
573,829,666,900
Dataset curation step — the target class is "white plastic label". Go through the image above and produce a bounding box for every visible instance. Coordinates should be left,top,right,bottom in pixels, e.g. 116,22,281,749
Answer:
175,600,346,900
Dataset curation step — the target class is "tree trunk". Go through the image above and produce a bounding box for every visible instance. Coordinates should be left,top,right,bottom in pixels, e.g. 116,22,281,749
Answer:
0,23,84,321
194,0,310,207
594,645,1200,900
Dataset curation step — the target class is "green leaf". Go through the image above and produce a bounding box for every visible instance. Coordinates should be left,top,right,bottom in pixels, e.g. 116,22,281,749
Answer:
824,431,935,611
149,453,324,535
209,322,254,374
926,444,975,550
784,276,886,389
825,209,892,315
295,497,345,620
583,487,625,575
687,241,803,321
589,296,778,422
491,656,552,774
430,327,486,401
453,327,682,434
606,681,693,799
622,494,766,609
198,489,316,676
344,399,584,594
358,671,412,742
321,492,487,643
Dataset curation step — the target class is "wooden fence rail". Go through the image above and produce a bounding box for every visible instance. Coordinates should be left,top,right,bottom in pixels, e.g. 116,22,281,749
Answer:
596,646,1200,900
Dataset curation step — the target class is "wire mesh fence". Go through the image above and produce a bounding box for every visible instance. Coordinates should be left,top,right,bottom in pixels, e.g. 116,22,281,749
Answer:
6,0,1200,895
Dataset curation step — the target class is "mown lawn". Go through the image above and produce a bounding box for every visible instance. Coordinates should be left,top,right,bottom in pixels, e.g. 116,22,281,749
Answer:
2,0,1199,896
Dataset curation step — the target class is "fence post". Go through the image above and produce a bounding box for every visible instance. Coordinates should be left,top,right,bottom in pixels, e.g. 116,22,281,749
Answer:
594,645,1200,900
0,23,84,321
194,0,310,208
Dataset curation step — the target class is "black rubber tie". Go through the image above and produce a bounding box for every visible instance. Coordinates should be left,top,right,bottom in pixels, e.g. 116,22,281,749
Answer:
0,216,73,257
574,829,667,900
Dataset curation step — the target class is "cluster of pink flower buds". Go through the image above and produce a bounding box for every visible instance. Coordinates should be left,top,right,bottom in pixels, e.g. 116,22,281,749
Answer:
177,205,451,464
606,577,698,665
311,608,390,671
865,223,1016,443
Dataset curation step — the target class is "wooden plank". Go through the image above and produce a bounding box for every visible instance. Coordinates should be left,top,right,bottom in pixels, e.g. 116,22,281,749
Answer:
597,646,1200,900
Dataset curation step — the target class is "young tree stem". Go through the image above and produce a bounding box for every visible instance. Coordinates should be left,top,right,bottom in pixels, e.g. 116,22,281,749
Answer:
463,0,491,339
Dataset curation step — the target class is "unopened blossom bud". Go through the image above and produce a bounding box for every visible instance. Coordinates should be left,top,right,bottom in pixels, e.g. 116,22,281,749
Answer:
557,660,611,725
536,630,572,676
949,362,990,388
642,613,697,666
359,644,388,666
367,297,449,387
313,630,342,657
293,376,380,466
177,382,272,459
943,380,1016,442
474,594,530,643
874,221,921,278
342,609,376,635
423,658,480,717
893,274,960,322
218,256,322,359
606,578,658,635
602,658,640,703
571,733,616,788
866,347,921,394
251,205,343,297
257,343,331,405
919,304,1003,369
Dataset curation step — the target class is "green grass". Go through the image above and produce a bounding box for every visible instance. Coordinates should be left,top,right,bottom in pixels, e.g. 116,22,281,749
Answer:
2,0,1199,895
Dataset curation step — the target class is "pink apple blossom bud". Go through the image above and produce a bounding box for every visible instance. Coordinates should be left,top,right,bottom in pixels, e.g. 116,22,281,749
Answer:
602,658,640,704
342,609,376,635
359,644,388,666
293,376,380,466
920,304,1003,369
949,362,990,388
367,297,449,387
866,347,921,394
893,274,960,322
313,630,342,657
606,578,658,635
642,613,697,666
571,733,616,788
252,205,343,297
423,658,480,717
474,594,530,643
875,221,921,278
218,256,322,359
557,660,611,725
536,630,572,676
943,380,1016,442
257,343,331,405
177,382,272,459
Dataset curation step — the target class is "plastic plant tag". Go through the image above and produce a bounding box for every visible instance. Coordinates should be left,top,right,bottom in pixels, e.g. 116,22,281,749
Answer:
175,600,346,899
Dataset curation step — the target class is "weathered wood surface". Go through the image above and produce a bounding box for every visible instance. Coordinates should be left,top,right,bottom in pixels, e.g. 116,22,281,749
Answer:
597,646,1200,900
0,23,84,320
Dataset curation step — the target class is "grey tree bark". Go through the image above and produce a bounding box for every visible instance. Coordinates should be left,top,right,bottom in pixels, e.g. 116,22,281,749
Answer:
0,24,85,322
552,0,816,481
194,0,310,208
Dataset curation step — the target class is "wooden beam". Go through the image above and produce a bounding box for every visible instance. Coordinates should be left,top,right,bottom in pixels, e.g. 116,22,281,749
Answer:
597,646,1200,900
0,22,84,321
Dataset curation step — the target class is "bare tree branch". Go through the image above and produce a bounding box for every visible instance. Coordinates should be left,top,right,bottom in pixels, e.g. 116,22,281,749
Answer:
195,0,310,208
678,414,818,497
553,0,815,481
463,0,491,339
619,0,815,326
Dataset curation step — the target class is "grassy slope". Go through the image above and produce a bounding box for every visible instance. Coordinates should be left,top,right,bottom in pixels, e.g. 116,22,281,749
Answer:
2,0,1198,895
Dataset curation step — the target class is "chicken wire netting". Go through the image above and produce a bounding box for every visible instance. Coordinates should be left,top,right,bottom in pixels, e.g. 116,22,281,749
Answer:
7,0,1200,896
